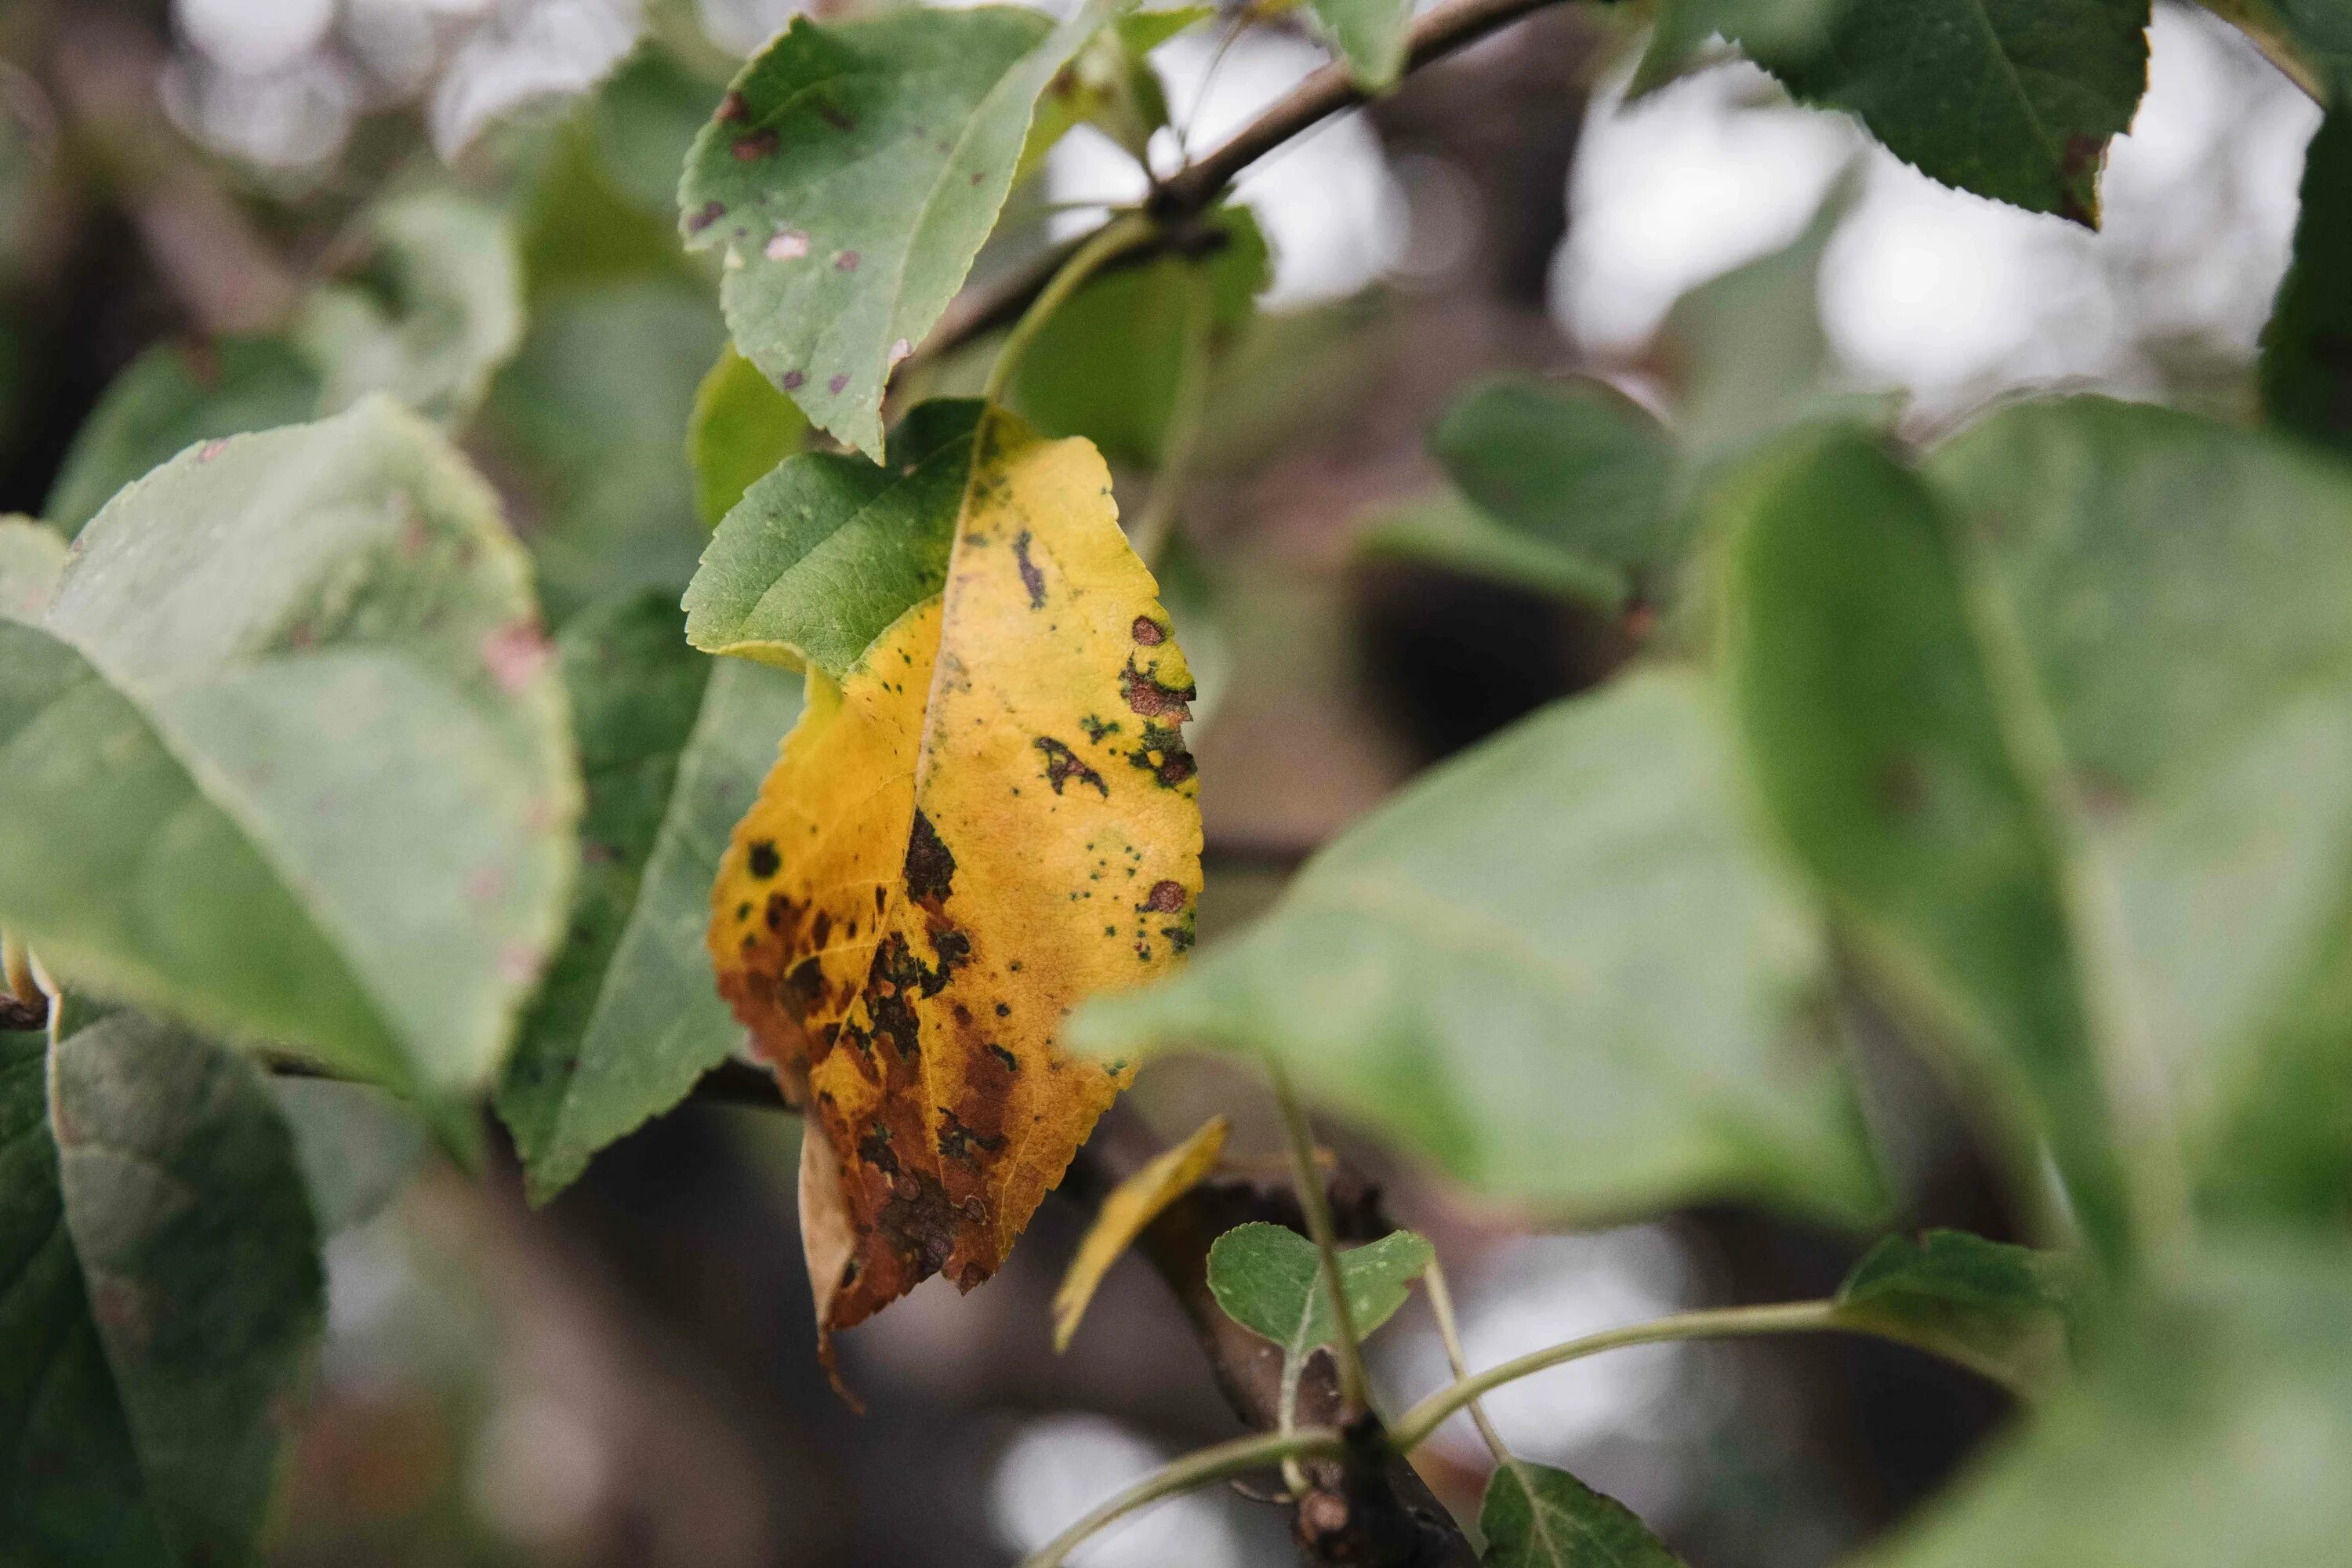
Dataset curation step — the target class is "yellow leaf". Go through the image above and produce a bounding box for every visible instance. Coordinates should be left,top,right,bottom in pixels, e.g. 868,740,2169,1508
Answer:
710,408,1203,1345
1053,1113,1229,1352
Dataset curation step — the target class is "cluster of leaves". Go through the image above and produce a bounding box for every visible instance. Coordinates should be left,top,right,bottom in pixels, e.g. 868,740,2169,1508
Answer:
4,0,2352,1562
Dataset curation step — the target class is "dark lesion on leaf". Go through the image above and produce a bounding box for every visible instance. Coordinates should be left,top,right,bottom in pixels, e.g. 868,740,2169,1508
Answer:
1012,529,1048,608
1125,722,1197,789
936,1107,1008,1163
904,811,956,903
1119,655,1196,720
1033,735,1109,797
1080,713,1120,744
748,839,781,878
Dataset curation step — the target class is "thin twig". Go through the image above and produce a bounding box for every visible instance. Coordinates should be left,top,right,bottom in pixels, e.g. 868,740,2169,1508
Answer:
1018,1426,1348,1568
983,211,1161,405
1422,1258,1512,1471
1270,1058,1374,1416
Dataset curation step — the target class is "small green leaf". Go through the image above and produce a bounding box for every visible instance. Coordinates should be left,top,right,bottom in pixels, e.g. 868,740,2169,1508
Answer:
496,593,804,1204
680,1,1127,456
0,1004,324,1568
1076,670,1885,1229
691,343,810,528
2262,111,2352,454
481,277,728,620
0,516,67,622
1834,1230,2076,1393
1308,0,1415,89
1479,1461,1690,1568
42,337,322,539
1715,423,2133,1263
1207,1221,1433,1353
1013,207,1270,466
298,192,524,425
1741,0,2152,224
684,400,982,678
0,401,579,1099
1857,1239,2352,1568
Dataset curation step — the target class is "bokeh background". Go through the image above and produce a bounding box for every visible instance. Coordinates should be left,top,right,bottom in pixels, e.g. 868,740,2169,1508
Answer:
0,1,2317,1563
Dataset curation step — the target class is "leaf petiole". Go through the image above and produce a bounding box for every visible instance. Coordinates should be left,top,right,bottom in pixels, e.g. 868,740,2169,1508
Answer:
1017,1426,1348,1568
983,211,1161,406
1269,1057,1374,1415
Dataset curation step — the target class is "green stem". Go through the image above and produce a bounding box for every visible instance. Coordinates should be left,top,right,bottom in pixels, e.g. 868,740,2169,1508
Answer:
1017,1427,1347,1568
1388,1301,1843,1454
1126,263,1214,568
1269,1058,1372,1415
1423,1258,1512,1471
983,212,1159,407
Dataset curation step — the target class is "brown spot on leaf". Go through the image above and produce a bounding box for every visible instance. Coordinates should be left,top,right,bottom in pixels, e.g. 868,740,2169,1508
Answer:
1142,879,1185,913
905,811,956,903
688,200,728,234
1119,656,1195,720
748,840,781,878
1012,529,1047,608
481,620,550,694
834,249,860,272
782,369,805,390
828,373,849,394
717,90,749,122
1131,615,1166,646
733,128,779,160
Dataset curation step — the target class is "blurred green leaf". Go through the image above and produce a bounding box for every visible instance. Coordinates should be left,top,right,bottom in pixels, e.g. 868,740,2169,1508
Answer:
691,343,809,528
42,338,322,539
485,278,728,621
1743,0,2151,223
1857,1239,2352,1568
1715,423,2134,1263
1634,0,1853,95
1207,1221,1432,1352
1479,1461,1690,1568
681,2,1124,455
299,192,524,426
0,516,67,622
1308,0,1415,89
0,401,578,1100
1834,1230,2077,1394
1358,491,1626,608
684,400,980,678
1926,397,2352,1223
2262,111,2352,454
520,122,695,303
0,1004,322,1568
1076,670,1885,1228
267,1076,427,1234
497,593,803,1204
1014,207,1270,466
1017,6,1208,180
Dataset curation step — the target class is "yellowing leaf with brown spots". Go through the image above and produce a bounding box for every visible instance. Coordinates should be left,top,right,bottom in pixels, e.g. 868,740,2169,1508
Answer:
699,401,1203,1346
1052,1114,1227,1352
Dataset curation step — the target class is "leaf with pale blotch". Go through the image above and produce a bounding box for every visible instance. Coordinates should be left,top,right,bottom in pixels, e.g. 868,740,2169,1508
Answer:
701,401,1202,1342
1479,1461,1690,1568
1053,1114,1227,1351
0,517,67,622
1833,1230,2076,1395
679,1,1127,456
0,1001,323,1568
498,593,804,1205
0,401,579,1102
691,344,809,528
1207,1221,1432,1353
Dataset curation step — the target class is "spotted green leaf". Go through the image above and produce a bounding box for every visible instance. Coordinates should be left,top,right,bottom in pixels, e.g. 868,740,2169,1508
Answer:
497,593,804,1204
1207,1221,1433,1352
1479,1462,1690,1568
0,401,579,1100
1076,670,1886,1229
0,1003,322,1568
679,0,1127,456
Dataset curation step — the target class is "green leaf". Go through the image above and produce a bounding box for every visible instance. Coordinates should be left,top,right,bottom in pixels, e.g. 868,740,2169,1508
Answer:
1368,376,1679,606
0,401,579,1099
2264,0,2352,98
0,515,67,622
1634,0,1854,96
1741,0,2151,224
1715,423,2134,1263
1357,492,1628,608
679,1,1124,456
683,400,982,678
1075,670,1885,1228
1924,397,2352,1223
2262,111,2352,454
1479,1461,1690,1568
267,1076,427,1234
1857,1239,2352,1568
42,337,322,539
1206,1221,1433,1352
298,192,524,425
496,593,804,1204
1013,207,1271,466
691,343,810,528
0,1004,323,1568
1308,0,1415,89
1834,1230,2076,1394
1016,6,1207,180
481,277,728,620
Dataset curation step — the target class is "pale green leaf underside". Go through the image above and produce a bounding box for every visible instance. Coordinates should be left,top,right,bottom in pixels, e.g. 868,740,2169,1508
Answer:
0,517,68,622
1479,1461,1690,1568
1308,0,1415,89
498,595,804,1203
681,2,1121,456
0,401,579,1098
1076,670,1884,1228
1206,1222,1432,1353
